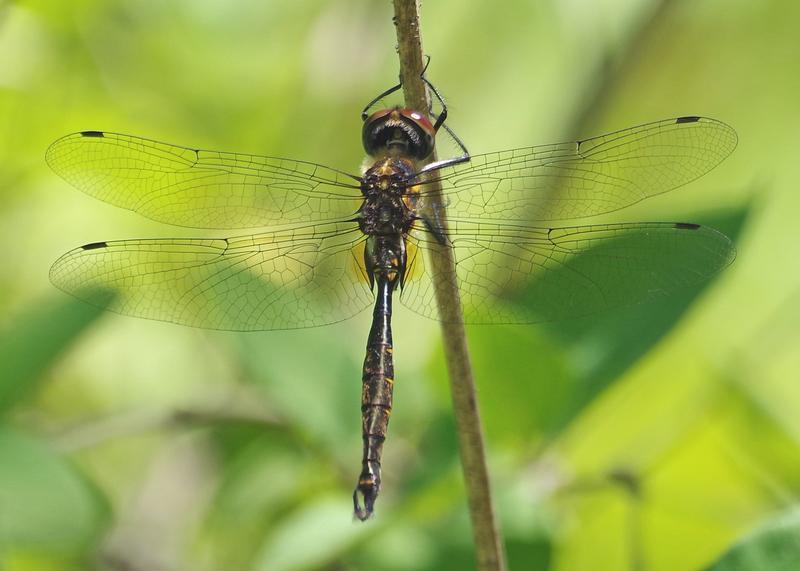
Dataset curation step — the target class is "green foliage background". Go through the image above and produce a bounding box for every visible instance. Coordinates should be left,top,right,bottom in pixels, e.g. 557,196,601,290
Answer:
0,0,798,570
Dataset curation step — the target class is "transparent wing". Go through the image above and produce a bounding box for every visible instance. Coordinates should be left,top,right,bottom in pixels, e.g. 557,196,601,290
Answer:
50,222,374,331
417,117,737,221
400,221,735,324
46,131,363,229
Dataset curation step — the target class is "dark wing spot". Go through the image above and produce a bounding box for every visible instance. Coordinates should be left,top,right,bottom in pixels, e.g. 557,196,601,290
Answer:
81,241,108,250
80,130,105,138
674,222,700,230
675,116,701,124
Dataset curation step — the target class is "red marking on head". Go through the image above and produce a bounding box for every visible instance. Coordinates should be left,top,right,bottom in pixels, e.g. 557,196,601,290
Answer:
397,108,436,137
362,107,436,160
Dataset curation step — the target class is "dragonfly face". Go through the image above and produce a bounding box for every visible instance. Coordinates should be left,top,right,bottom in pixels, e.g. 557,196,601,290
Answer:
46,82,737,521
362,107,436,160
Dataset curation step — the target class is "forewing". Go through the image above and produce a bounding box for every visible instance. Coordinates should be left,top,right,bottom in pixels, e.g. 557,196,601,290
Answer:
46,131,363,229
418,117,736,222
400,221,735,324
50,222,374,330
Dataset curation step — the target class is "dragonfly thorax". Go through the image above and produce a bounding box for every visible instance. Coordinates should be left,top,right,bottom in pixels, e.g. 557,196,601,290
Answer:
359,158,416,237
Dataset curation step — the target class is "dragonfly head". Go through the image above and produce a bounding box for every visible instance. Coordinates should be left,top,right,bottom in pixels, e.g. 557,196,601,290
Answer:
362,107,435,160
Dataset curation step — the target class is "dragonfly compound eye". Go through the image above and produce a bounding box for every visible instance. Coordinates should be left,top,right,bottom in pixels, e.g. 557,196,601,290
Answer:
362,108,435,160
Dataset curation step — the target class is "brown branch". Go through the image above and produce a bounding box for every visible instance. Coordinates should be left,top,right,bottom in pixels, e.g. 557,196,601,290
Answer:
391,2,507,570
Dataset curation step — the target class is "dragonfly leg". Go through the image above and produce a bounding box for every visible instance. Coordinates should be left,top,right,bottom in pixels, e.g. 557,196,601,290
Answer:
361,54,434,121
361,81,403,122
418,71,471,174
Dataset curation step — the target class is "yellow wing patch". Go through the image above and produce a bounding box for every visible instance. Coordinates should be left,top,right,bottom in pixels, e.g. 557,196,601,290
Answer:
348,235,426,286
349,239,371,285
403,237,426,284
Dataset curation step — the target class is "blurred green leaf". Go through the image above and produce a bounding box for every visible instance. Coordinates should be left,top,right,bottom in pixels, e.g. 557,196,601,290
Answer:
252,496,375,571
199,428,340,570
506,537,552,571
1,552,97,571
544,206,750,419
468,325,573,441
0,293,108,415
0,426,108,553
401,409,460,495
233,326,361,454
707,509,800,571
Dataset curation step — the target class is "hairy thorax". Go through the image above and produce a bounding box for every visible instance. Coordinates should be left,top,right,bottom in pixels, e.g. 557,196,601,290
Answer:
358,157,418,237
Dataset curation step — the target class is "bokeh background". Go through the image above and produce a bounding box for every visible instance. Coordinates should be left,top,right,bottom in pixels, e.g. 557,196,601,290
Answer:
1,0,799,570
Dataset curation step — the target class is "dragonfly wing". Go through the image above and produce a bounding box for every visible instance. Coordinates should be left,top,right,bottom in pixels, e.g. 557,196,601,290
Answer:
50,222,374,330
400,221,735,324
46,131,363,229
417,117,736,222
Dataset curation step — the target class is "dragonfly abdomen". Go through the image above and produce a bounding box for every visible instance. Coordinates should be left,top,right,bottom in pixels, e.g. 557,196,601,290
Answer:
354,273,395,520
353,234,405,520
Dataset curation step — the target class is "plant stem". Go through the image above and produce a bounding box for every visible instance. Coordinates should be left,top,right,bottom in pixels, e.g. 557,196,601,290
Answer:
391,2,507,570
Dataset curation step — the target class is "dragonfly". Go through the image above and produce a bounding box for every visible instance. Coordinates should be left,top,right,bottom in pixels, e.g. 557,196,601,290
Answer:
47,76,737,520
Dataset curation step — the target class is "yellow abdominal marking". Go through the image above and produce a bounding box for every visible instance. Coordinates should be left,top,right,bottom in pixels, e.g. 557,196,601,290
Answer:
348,237,425,285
